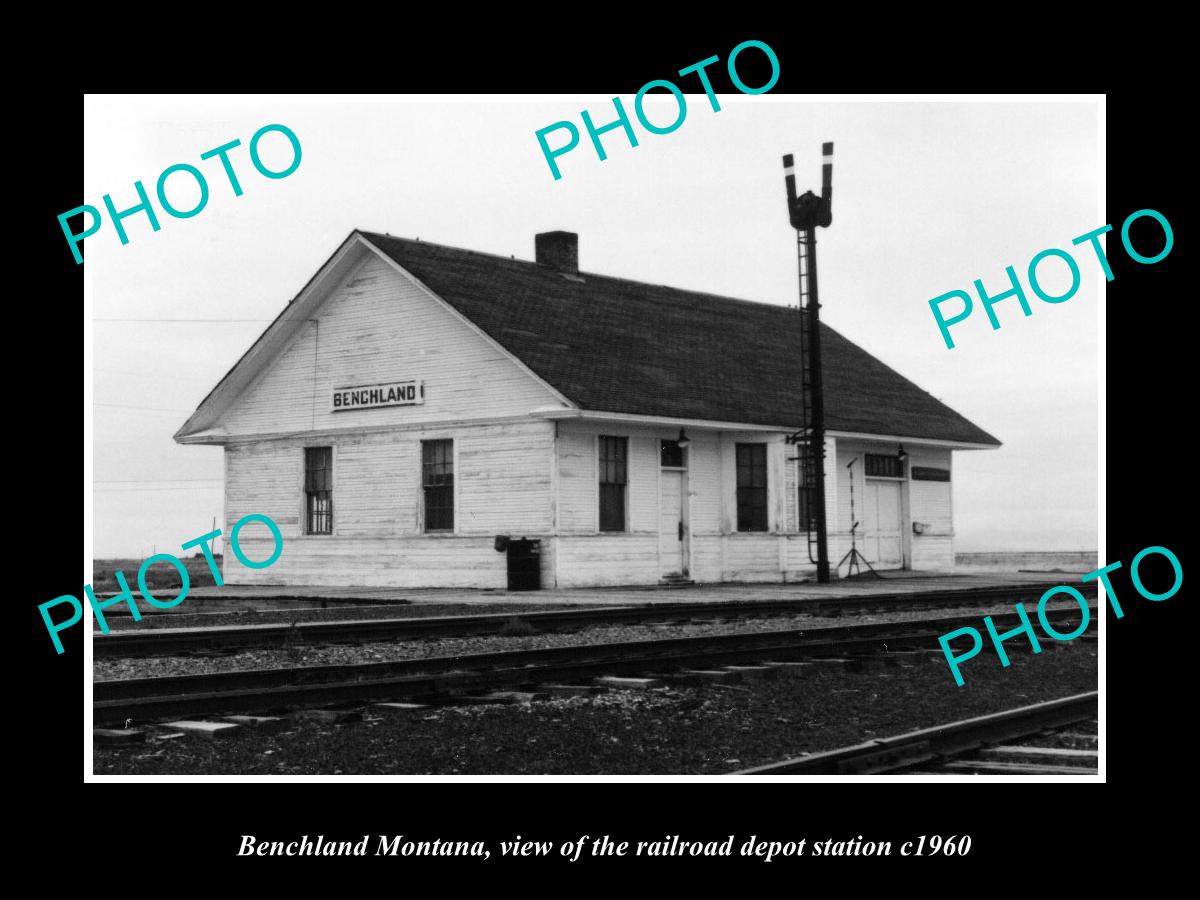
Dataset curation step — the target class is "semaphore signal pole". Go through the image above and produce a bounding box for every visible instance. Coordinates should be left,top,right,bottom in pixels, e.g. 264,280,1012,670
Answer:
783,142,833,583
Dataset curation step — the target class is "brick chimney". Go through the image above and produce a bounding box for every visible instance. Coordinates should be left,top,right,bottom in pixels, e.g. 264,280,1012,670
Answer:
535,231,578,274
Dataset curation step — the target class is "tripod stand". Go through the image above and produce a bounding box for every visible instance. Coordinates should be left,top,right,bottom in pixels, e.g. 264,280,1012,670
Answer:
838,457,881,579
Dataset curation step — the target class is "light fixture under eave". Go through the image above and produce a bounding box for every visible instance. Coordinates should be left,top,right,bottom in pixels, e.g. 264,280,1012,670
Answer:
897,443,908,462
677,428,691,448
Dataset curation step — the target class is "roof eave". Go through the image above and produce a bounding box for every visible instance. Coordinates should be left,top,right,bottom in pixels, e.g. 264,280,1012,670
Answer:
827,428,1001,450
172,231,371,445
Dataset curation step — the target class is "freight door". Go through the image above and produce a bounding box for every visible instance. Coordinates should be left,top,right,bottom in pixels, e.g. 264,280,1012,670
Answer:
659,470,686,577
864,479,903,566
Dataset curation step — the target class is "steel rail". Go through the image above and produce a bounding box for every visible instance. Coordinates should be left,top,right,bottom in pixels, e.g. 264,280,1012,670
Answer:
732,691,1099,775
94,582,1071,657
93,608,1094,725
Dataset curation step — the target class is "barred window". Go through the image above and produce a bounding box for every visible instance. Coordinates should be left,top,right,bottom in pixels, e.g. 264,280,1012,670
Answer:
422,439,454,532
865,453,904,478
599,436,627,532
304,446,333,535
736,443,768,532
796,443,813,533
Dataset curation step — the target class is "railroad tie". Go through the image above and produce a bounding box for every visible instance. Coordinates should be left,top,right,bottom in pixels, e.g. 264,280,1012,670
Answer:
159,720,245,738
94,728,147,746
594,676,664,690
221,715,287,732
374,702,431,713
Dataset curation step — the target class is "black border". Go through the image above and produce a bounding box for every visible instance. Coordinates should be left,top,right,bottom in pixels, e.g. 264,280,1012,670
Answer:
28,27,1189,883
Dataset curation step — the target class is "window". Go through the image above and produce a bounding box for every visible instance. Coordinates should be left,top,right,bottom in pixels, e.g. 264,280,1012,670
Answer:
736,443,768,532
865,453,904,478
422,439,454,532
660,439,685,468
796,443,813,533
304,446,333,534
598,436,627,532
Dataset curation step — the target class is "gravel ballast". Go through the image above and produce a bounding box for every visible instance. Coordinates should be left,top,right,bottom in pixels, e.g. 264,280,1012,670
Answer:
94,598,1091,681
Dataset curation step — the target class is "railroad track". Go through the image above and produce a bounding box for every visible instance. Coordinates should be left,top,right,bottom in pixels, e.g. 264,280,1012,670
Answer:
93,607,1094,726
733,691,1098,776
94,582,1071,657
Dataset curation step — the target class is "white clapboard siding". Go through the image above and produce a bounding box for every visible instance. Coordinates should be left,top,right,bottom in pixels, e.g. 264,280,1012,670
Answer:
224,536,515,588
779,534,820,580
556,425,596,533
457,425,554,534
689,535,724,582
332,436,418,537
219,253,563,437
556,535,660,587
223,421,553,586
907,447,953,532
226,442,303,535
722,535,786,582
689,534,817,583
628,435,658,533
911,535,954,572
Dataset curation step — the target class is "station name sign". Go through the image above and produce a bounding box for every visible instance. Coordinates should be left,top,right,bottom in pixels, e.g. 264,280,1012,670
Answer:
332,380,424,412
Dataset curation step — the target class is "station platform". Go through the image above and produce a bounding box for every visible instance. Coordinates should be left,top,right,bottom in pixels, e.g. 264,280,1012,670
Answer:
173,570,1087,608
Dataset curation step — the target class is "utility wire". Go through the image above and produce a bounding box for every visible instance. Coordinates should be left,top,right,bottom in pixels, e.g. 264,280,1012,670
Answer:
95,477,222,484
94,318,271,323
95,403,192,413
94,485,223,493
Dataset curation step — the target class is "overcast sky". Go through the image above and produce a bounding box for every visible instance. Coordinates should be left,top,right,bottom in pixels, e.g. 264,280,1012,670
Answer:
85,95,1100,559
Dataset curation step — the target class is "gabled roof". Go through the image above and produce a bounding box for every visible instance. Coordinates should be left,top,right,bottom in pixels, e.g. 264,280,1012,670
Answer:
358,232,1000,446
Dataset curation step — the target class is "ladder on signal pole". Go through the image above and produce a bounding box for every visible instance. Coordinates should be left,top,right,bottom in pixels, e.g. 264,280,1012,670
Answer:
783,143,833,582
794,229,821,566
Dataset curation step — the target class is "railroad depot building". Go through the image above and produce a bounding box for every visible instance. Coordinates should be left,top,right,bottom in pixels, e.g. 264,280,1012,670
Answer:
175,231,1000,588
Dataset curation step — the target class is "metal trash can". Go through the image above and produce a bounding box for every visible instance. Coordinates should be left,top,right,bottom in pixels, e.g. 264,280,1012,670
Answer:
506,538,542,591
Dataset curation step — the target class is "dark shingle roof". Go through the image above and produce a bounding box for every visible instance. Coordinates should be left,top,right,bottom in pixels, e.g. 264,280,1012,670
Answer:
361,232,999,446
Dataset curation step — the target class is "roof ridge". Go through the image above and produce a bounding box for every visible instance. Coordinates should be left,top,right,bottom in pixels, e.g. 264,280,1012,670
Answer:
357,229,798,315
